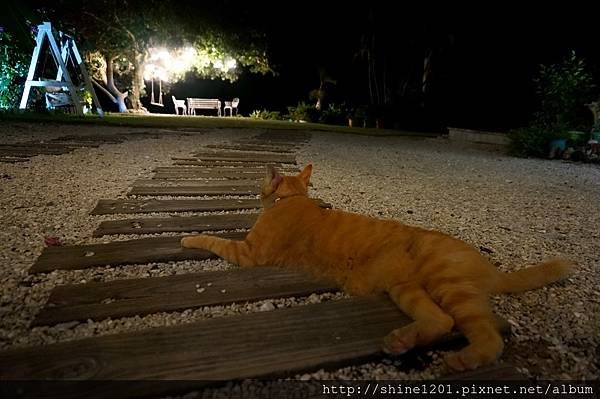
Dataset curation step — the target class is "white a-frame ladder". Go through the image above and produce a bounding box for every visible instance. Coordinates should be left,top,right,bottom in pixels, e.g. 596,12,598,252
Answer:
19,22,104,117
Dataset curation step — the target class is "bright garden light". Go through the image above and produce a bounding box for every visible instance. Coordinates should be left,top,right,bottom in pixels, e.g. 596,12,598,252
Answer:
212,58,236,72
225,58,237,70
144,47,237,82
143,63,169,82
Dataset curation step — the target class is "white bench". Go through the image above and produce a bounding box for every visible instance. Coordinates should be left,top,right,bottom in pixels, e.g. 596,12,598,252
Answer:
187,98,221,116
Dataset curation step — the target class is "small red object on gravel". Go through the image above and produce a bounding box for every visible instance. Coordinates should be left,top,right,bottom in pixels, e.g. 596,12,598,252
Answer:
44,236,63,247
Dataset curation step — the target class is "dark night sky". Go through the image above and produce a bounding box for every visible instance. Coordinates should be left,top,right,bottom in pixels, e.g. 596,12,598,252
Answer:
157,4,599,131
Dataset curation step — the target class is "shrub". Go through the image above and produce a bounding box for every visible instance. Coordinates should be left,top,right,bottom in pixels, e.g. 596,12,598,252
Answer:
509,52,596,157
319,103,348,125
0,31,30,109
286,101,319,123
349,105,372,127
508,124,568,158
250,109,281,120
534,51,594,130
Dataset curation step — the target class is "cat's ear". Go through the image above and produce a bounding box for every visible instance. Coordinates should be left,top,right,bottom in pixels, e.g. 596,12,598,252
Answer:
298,164,312,186
266,165,283,190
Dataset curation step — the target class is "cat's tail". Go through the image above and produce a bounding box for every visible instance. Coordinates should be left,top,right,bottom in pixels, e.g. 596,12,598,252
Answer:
491,258,573,294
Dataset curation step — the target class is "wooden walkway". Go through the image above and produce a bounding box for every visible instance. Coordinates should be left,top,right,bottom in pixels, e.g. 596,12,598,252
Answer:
30,232,247,273
1,129,520,395
0,132,161,163
129,184,260,196
90,198,262,214
32,267,338,326
0,297,510,380
93,212,258,236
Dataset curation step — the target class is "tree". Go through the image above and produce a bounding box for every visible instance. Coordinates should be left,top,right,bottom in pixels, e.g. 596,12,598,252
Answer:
356,9,382,106
28,0,272,112
0,30,30,109
0,1,39,109
309,67,336,110
534,51,595,130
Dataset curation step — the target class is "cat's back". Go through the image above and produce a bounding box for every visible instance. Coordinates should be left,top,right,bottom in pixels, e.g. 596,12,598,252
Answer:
257,196,417,251
254,196,323,231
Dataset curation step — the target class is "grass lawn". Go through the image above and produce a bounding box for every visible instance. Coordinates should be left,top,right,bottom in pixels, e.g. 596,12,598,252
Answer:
0,111,440,138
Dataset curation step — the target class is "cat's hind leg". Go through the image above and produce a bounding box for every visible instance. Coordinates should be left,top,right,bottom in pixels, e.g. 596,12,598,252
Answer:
383,282,455,355
181,235,256,267
437,287,504,371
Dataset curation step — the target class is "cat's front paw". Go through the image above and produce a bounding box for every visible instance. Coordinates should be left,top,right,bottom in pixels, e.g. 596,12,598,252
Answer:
444,346,494,371
181,236,206,249
382,327,416,355
444,351,478,371
180,237,192,248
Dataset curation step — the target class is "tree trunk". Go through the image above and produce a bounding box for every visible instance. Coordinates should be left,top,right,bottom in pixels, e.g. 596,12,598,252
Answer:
382,53,388,104
367,49,374,105
315,80,324,111
128,52,146,112
105,55,128,112
371,35,380,105
422,50,433,94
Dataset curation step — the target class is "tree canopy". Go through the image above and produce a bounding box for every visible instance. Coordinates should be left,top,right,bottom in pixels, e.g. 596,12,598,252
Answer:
7,0,272,112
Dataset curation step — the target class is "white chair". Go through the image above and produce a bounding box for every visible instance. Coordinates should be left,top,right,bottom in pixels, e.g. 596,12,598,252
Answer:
172,96,187,115
223,97,239,116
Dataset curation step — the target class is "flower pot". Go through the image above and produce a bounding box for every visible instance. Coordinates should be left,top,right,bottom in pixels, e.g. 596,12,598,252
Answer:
549,138,568,159
550,139,567,151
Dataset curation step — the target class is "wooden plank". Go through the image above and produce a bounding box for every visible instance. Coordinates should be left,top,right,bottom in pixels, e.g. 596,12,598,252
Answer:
234,139,305,146
50,135,125,143
194,150,294,156
93,213,258,236
132,179,259,187
0,145,69,151
32,267,338,326
129,185,260,196
91,198,261,215
0,148,72,156
0,367,522,399
152,171,266,180
0,157,30,163
206,144,297,153
29,232,247,273
43,141,101,148
231,143,302,149
442,364,527,380
153,166,298,173
0,297,508,388
0,143,79,149
257,131,311,140
172,159,294,167
192,152,296,163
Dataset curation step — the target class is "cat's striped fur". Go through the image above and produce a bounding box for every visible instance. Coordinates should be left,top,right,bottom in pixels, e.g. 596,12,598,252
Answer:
181,164,572,371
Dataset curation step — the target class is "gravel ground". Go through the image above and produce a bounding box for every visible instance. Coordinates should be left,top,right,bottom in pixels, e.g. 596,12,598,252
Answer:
0,122,598,385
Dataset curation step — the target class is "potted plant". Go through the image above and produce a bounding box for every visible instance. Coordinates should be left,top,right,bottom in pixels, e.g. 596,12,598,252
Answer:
585,100,600,142
353,105,369,128
81,90,93,114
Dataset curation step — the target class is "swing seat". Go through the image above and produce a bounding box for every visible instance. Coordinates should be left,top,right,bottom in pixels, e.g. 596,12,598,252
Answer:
44,91,80,114
44,83,89,113
45,92,72,108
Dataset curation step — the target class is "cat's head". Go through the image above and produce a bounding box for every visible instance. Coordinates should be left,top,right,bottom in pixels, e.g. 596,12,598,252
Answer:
261,164,312,206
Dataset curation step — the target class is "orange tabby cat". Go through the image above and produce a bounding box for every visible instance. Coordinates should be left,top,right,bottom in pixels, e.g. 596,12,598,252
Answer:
181,164,572,371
